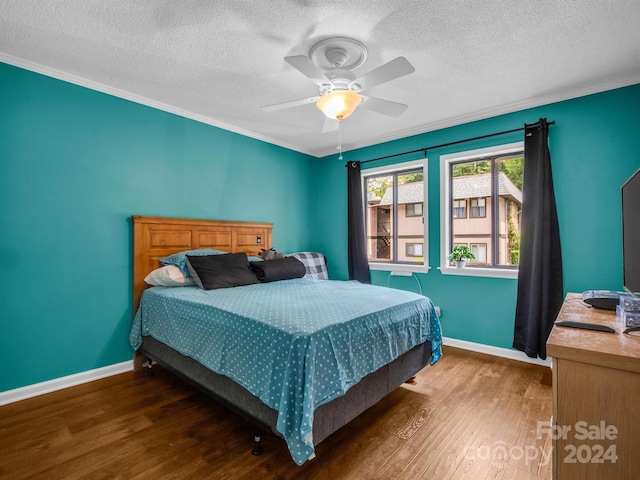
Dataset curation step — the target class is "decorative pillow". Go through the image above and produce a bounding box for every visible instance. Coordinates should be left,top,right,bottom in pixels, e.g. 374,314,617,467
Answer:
250,257,306,283
144,265,196,287
288,252,329,280
186,253,259,290
160,249,228,277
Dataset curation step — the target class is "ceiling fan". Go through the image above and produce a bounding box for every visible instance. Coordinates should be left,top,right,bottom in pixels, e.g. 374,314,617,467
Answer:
261,37,415,133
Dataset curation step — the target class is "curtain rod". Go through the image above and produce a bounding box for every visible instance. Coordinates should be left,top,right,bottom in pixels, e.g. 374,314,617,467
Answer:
352,120,555,166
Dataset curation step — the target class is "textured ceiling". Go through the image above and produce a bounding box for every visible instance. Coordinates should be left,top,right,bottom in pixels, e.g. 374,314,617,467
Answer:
1,0,640,157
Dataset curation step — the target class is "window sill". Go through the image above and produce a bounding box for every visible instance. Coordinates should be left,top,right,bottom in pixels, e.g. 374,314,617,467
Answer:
438,265,518,279
369,263,432,275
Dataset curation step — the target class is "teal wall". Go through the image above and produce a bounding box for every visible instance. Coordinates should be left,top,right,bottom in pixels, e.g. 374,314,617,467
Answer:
313,84,640,350
0,62,315,392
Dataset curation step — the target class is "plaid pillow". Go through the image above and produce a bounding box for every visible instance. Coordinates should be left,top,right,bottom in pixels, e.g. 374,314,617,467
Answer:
288,252,328,280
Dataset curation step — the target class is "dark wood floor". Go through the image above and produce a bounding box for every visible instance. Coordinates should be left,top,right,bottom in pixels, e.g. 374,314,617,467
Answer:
0,346,553,479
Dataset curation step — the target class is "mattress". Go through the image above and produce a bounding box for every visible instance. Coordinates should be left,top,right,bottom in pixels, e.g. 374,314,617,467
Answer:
130,278,442,464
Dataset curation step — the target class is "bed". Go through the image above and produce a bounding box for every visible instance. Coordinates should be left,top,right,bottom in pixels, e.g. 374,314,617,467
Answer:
130,216,442,465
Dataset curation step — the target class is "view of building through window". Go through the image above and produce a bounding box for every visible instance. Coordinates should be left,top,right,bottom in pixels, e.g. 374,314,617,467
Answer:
450,154,523,267
365,168,424,264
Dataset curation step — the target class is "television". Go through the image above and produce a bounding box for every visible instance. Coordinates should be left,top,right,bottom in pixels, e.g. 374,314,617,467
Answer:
622,167,640,297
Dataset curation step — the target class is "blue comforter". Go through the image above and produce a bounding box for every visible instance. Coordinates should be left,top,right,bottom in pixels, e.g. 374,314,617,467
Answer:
130,278,442,465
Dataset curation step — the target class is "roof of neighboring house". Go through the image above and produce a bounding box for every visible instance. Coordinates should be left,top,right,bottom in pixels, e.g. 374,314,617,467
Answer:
454,172,522,202
376,173,522,206
378,181,425,206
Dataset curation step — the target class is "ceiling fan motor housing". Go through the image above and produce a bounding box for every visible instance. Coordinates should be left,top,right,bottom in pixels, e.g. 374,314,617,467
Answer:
319,69,357,95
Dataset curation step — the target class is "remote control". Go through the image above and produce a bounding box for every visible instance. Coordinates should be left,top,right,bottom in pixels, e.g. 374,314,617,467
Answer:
555,321,615,333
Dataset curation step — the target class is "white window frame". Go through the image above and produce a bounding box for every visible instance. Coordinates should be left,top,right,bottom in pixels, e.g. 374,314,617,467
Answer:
439,142,523,279
363,158,430,274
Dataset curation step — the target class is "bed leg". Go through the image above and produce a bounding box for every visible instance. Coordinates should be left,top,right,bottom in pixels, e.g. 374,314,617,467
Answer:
146,358,155,377
251,432,263,456
133,351,146,371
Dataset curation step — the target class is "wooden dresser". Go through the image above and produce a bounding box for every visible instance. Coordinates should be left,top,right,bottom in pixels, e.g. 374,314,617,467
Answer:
547,293,640,479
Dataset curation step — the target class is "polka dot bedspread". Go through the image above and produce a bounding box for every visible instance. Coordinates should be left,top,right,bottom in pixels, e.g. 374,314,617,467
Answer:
130,278,442,465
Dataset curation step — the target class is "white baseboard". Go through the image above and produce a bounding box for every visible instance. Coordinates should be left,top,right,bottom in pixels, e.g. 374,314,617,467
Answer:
443,337,552,367
0,361,133,406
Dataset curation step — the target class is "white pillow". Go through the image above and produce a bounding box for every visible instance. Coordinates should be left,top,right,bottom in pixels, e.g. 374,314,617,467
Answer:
144,265,196,287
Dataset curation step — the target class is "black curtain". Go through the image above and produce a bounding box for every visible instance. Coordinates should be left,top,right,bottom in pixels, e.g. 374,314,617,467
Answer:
513,118,563,359
347,161,371,283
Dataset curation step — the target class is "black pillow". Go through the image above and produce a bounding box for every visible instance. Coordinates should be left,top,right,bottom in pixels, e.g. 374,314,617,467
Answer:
250,256,306,283
186,253,259,290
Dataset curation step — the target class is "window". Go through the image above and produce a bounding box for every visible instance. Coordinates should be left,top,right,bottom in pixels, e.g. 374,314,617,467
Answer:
470,243,487,264
406,202,423,217
470,198,486,218
453,199,467,218
363,158,428,272
440,142,524,278
406,243,423,257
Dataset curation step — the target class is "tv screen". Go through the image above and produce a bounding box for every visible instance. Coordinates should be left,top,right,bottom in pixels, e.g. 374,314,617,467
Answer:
622,168,640,296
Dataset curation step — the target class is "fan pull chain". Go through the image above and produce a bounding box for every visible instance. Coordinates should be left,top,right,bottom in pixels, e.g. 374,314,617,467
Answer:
337,117,343,160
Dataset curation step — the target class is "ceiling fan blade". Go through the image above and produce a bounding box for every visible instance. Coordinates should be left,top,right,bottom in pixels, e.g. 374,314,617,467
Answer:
261,96,320,112
360,96,409,118
349,57,415,91
321,116,339,133
284,55,331,86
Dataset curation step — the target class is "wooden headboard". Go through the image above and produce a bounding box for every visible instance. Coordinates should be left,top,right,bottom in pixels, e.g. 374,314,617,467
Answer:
132,216,273,311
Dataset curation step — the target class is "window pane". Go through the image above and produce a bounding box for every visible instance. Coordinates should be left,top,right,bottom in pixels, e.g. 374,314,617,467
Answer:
444,144,523,271
451,160,493,264
453,199,466,218
497,155,523,266
366,175,393,262
364,165,426,266
406,202,422,217
398,171,424,263
406,243,423,257
470,197,486,217
471,243,487,264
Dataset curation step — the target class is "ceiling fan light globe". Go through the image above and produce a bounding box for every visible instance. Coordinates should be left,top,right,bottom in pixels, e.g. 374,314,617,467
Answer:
316,90,362,120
